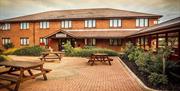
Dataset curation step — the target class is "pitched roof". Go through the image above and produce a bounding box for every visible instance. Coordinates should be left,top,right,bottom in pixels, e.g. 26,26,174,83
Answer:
129,17,180,37
2,8,162,22
47,29,140,38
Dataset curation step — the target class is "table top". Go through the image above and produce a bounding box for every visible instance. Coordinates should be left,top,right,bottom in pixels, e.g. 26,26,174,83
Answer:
0,61,44,69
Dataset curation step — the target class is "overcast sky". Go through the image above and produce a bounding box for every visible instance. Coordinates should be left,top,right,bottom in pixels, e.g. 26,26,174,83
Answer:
0,0,180,22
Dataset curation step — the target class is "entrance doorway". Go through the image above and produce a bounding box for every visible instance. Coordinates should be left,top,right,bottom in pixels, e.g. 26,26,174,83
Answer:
58,39,75,51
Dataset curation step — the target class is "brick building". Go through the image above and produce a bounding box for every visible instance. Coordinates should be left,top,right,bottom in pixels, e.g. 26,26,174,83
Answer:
0,8,161,51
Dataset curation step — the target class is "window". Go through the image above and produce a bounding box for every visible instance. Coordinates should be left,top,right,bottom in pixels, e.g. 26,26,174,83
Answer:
85,19,96,28
20,22,29,29
154,20,159,24
158,34,166,48
85,38,96,46
20,37,29,46
61,20,72,28
1,23,10,30
40,21,49,29
2,38,11,45
109,39,122,46
136,38,140,46
136,18,148,27
110,19,121,27
40,38,48,45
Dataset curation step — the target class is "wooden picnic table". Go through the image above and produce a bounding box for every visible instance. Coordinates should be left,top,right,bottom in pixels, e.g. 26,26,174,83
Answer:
0,61,49,91
88,53,113,66
40,51,64,62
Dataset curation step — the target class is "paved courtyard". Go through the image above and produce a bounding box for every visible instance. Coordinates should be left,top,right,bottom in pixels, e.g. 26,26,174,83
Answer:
1,56,144,91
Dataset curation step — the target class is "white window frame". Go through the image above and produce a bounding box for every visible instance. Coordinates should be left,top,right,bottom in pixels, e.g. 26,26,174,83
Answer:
85,19,96,28
20,37,29,46
1,23,10,30
40,37,48,45
2,38,11,45
110,19,121,27
136,18,148,27
40,21,49,29
20,22,29,29
61,20,72,28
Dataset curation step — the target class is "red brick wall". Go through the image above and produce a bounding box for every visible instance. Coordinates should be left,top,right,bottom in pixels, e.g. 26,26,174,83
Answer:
0,18,158,51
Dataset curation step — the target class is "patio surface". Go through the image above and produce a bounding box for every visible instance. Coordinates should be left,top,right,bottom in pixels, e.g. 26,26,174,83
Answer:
1,56,144,91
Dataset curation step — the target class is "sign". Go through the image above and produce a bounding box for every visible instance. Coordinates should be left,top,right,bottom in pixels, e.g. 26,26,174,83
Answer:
56,33,67,38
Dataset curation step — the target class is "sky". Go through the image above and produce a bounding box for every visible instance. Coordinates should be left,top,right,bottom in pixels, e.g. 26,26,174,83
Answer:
0,0,180,23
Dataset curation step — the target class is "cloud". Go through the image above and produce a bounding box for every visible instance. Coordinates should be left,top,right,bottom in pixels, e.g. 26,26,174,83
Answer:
0,0,180,22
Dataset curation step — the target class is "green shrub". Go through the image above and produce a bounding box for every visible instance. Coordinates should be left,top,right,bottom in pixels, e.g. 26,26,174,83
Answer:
0,55,11,62
13,46,45,56
3,43,14,49
72,48,95,57
64,42,119,57
0,55,6,62
3,48,18,55
148,72,168,86
64,41,74,56
83,46,96,49
128,47,143,62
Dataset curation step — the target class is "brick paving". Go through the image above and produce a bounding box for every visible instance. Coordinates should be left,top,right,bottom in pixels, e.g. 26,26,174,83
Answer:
1,56,144,91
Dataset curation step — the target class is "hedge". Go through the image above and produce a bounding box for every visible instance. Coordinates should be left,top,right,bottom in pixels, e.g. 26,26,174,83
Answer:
13,46,45,56
64,42,119,57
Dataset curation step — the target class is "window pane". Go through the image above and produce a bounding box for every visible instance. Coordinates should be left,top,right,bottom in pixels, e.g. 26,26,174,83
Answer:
114,19,118,27
47,22,49,28
89,20,92,27
140,19,144,27
114,39,118,45
43,22,46,28
20,39,23,45
93,20,96,27
110,20,113,27
40,22,42,28
136,19,139,27
61,21,64,28
85,20,88,27
85,39,87,45
64,21,67,28
27,23,29,29
69,21,72,28
144,19,148,26
118,19,121,27
27,38,29,44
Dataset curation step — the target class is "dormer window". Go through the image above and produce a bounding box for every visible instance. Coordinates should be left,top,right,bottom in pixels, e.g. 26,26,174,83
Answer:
61,20,72,28
136,18,148,27
1,23,10,30
85,19,96,28
20,22,29,29
110,19,121,28
40,21,49,29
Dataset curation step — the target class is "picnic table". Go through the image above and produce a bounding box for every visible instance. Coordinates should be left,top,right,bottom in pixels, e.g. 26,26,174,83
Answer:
40,51,64,62
0,61,50,91
88,53,113,66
